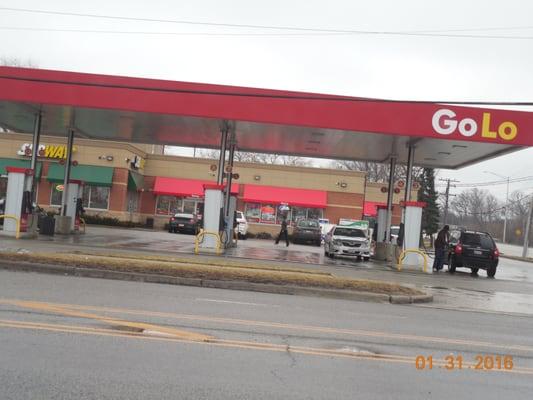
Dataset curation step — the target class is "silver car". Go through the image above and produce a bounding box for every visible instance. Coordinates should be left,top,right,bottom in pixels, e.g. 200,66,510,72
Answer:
324,225,370,260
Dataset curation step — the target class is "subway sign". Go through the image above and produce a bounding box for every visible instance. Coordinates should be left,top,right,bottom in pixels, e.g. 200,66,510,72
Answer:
17,143,78,159
432,109,518,142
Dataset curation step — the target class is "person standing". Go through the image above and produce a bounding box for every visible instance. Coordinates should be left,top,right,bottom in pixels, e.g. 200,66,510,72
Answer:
433,225,450,271
275,216,289,247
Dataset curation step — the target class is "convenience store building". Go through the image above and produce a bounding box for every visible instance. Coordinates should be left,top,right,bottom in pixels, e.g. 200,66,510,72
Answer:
0,132,408,235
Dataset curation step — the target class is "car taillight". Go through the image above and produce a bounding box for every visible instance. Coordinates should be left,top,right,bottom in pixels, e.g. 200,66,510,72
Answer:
455,243,463,255
170,217,175,221
493,248,499,258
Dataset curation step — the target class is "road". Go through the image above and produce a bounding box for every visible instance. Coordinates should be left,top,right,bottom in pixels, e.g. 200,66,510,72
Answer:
1,269,533,400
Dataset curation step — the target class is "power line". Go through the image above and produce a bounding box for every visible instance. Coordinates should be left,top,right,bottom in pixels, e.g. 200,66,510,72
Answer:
437,175,533,188
2,7,533,40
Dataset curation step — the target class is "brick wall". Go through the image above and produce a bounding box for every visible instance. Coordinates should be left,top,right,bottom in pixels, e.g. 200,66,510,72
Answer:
108,168,128,212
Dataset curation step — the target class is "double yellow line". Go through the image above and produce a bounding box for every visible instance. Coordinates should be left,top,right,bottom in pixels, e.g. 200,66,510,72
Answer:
2,298,533,375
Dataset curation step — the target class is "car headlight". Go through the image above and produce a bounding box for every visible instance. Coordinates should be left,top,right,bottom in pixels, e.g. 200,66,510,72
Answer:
333,239,343,246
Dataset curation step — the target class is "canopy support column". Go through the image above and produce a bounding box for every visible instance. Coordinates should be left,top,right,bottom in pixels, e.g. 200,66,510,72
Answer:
28,110,42,200
385,156,397,244
60,126,75,217
224,128,236,217
404,145,415,203
216,122,229,185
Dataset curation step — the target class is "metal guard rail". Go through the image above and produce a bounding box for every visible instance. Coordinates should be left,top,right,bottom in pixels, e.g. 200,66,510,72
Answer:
194,230,222,255
0,215,21,239
398,248,428,273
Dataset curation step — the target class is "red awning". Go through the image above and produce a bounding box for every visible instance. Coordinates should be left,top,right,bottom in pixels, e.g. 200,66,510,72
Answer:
363,201,386,217
242,184,327,208
153,177,239,197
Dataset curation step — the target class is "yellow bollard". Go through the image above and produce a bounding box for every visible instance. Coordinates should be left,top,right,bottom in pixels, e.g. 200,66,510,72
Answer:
398,248,428,273
0,214,21,239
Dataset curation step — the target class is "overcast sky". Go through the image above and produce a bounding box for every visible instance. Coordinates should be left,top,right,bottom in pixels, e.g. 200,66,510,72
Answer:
1,0,532,200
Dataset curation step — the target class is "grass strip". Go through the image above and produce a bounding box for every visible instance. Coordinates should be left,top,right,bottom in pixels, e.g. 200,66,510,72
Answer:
1,251,422,296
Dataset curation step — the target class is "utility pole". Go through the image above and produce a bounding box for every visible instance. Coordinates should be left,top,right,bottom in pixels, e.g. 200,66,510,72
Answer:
484,171,510,243
522,195,533,258
439,178,459,225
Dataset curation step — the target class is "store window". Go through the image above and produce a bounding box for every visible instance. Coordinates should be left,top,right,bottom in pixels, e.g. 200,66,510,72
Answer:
127,190,139,213
50,184,63,206
155,196,204,216
244,203,261,222
82,186,110,210
244,202,323,225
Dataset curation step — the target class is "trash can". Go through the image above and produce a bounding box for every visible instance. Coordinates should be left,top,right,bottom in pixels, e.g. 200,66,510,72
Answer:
39,215,55,236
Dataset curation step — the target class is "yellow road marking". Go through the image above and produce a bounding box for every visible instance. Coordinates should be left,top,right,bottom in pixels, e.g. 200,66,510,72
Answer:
1,299,212,342
2,298,531,354
1,318,533,375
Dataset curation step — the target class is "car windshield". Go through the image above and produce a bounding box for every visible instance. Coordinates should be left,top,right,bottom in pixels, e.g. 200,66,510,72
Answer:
334,227,366,237
462,232,494,248
298,220,319,228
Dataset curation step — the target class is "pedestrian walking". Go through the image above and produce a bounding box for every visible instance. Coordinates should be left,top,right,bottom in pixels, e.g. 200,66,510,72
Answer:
275,217,290,247
433,225,450,271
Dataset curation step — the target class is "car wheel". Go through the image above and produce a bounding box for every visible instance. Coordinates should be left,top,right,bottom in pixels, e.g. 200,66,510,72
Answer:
487,265,497,278
470,267,479,276
448,256,456,273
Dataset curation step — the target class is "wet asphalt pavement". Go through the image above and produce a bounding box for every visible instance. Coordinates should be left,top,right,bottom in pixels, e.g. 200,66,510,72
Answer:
1,226,533,316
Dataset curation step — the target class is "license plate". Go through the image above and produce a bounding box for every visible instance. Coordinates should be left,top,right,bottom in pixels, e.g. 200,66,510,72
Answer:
178,224,184,227
474,250,482,255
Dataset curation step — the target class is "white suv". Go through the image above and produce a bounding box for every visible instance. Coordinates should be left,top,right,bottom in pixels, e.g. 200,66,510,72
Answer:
236,211,248,239
324,225,370,260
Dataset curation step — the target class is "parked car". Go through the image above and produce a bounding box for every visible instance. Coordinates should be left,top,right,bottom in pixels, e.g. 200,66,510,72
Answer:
324,225,370,260
168,213,200,234
235,210,248,239
292,219,322,246
446,229,499,277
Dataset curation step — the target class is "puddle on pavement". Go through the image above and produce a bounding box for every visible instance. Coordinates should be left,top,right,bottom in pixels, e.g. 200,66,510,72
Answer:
424,286,533,315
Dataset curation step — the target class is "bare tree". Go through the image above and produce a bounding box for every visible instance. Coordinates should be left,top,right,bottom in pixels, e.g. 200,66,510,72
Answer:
449,188,502,233
197,149,312,166
0,56,38,68
330,160,422,183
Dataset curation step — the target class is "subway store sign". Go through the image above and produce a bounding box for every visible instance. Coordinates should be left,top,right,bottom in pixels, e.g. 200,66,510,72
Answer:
17,143,78,159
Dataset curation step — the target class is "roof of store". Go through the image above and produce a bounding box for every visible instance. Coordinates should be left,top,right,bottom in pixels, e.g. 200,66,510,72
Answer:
1,66,532,169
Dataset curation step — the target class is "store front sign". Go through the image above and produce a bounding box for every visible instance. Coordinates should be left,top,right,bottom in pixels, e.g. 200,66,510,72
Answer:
17,143,77,159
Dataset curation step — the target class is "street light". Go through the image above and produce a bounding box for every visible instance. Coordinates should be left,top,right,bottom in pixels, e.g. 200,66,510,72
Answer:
484,171,510,243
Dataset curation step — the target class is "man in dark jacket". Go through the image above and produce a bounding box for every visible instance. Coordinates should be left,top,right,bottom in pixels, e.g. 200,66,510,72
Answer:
433,225,450,271
275,217,289,247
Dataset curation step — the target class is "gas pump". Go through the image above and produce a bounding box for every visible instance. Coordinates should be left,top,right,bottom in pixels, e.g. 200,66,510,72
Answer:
201,183,225,251
223,194,238,248
2,167,36,237
65,180,84,233
374,205,390,261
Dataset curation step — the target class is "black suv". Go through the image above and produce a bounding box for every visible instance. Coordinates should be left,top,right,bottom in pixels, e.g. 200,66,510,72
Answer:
446,230,499,277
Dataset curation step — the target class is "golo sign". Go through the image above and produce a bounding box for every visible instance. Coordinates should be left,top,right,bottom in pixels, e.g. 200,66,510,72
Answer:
432,109,518,141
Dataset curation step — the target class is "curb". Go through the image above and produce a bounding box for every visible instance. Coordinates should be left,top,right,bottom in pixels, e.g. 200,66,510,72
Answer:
0,260,432,304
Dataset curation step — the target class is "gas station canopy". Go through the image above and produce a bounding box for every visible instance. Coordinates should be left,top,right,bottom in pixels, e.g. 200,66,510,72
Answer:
1,66,533,169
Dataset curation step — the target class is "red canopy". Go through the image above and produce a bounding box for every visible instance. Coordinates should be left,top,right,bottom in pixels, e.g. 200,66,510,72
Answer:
153,177,239,197
242,184,327,208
